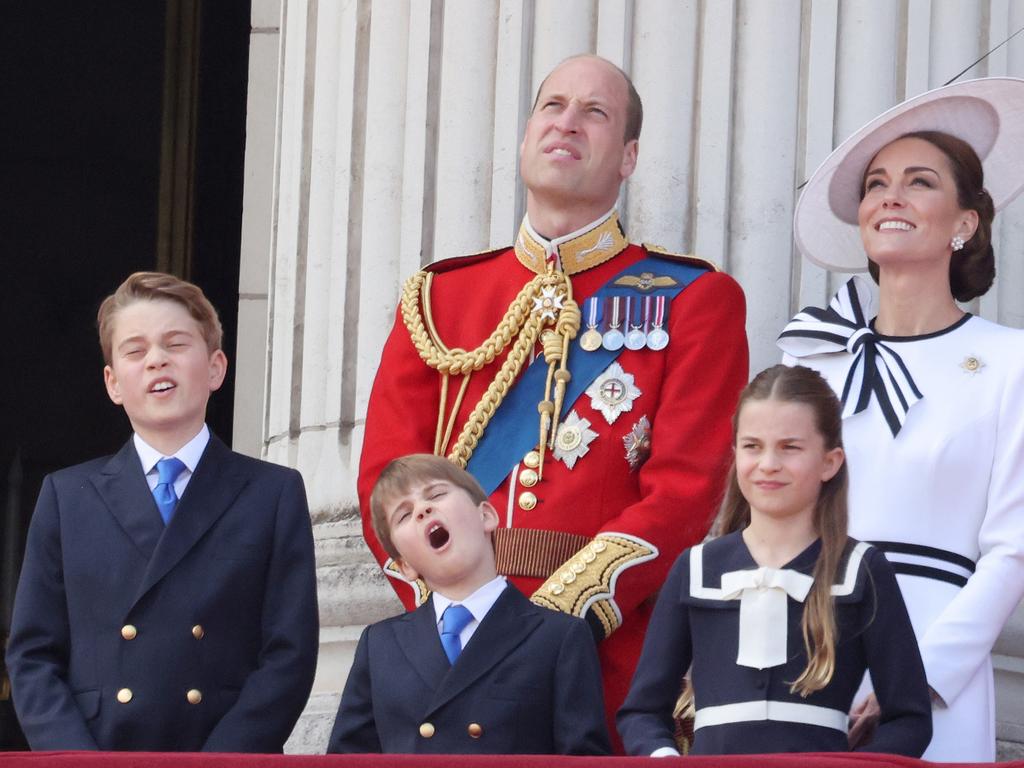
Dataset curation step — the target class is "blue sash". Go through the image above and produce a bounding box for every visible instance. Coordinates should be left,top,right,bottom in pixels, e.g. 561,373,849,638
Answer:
467,255,707,494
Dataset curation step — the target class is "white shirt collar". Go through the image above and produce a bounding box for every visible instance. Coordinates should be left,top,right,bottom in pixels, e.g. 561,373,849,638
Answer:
133,424,210,475
432,575,507,627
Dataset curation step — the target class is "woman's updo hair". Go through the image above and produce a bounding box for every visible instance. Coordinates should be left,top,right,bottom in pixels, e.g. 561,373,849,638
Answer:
863,130,996,301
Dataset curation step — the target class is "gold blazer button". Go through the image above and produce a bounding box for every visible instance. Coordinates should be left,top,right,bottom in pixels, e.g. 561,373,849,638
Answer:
192,624,205,640
116,688,133,704
121,625,137,640
419,722,435,739
186,689,202,705
518,468,538,487
467,723,483,738
518,492,537,511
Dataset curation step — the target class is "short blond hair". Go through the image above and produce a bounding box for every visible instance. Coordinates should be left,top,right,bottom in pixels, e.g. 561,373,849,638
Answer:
97,272,223,365
370,454,487,560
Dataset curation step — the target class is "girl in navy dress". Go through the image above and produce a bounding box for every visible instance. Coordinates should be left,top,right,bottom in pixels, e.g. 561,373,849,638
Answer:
617,365,931,756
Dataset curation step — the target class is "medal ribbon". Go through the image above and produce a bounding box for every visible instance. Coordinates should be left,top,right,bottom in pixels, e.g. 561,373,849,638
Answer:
605,296,622,330
585,296,601,329
777,276,923,437
626,296,642,330
652,295,666,329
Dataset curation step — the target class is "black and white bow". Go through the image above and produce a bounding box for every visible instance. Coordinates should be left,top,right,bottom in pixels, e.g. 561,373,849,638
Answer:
777,276,922,437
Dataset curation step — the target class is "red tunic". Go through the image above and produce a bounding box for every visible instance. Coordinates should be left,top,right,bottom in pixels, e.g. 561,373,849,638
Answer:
358,237,748,747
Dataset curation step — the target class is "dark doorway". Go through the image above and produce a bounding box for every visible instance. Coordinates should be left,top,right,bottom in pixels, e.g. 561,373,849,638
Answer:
0,1,251,747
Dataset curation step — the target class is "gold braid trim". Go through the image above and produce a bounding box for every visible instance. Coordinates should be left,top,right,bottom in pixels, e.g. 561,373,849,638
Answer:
401,266,579,468
382,558,431,606
531,533,658,640
401,270,546,375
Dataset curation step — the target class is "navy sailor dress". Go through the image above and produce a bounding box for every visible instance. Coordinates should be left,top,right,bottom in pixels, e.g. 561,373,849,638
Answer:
617,531,932,756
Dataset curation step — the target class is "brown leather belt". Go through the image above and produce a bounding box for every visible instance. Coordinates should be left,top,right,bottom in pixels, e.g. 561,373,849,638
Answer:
494,528,590,579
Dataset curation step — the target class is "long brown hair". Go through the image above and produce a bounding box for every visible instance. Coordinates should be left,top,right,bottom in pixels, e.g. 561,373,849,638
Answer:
717,364,849,696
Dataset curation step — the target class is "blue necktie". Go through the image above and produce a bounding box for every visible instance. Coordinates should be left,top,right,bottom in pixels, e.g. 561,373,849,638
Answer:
153,457,186,525
440,604,474,665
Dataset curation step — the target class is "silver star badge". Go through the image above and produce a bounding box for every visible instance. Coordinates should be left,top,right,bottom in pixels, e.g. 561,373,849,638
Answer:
623,415,652,471
586,362,642,424
553,410,599,470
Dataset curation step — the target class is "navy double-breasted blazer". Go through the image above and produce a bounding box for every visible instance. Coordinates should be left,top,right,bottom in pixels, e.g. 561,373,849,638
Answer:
327,584,610,755
6,435,319,752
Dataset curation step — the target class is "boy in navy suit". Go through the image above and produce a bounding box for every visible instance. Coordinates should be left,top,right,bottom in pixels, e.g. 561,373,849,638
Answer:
326,454,610,755
6,272,318,752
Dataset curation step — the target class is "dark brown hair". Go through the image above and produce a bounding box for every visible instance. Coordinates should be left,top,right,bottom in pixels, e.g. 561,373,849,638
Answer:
97,272,223,365
531,54,643,143
863,130,996,301
717,365,848,696
370,454,488,560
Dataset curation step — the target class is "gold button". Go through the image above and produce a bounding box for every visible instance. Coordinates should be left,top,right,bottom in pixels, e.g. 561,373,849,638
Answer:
121,624,137,640
523,451,541,469
582,550,596,563
519,468,538,487
192,624,205,640
571,560,586,574
592,540,607,553
549,583,565,595
116,688,133,704
186,689,202,705
560,570,576,584
467,722,483,738
518,492,537,511
419,722,435,739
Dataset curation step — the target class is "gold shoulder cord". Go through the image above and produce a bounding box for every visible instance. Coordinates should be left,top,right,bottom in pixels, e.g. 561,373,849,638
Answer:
401,265,580,478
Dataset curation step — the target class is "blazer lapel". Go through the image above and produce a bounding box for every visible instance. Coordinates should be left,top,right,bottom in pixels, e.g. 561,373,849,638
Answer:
133,436,249,605
427,585,543,714
90,440,165,561
394,601,451,693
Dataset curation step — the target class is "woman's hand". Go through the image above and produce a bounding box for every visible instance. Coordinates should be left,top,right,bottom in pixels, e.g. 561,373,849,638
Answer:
848,692,880,749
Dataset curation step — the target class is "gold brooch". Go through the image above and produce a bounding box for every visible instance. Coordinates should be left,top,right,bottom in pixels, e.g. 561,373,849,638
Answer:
959,355,985,375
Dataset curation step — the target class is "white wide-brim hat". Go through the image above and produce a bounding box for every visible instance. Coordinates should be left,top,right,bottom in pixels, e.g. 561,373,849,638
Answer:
794,77,1024,272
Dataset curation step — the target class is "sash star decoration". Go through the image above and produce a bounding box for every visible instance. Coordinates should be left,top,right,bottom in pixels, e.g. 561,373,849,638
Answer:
777,276,922,437
586,362,641,425
553,410,599,470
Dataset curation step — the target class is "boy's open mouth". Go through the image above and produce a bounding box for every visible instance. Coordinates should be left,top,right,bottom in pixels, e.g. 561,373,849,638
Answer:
427,522,450,550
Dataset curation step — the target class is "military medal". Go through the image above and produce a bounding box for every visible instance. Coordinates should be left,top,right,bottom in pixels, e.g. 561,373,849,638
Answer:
624,296,647,350
623,415,652,470
580,296,603,352
553,410,599,469
646,295,669,350
587,362,641,424
602,296,625,351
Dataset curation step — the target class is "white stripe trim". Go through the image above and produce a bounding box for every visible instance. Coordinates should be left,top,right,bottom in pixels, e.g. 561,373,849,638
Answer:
689,541,871,599
694,700,847,732
830,541,870,596
882,551,974,581
504,466,518,528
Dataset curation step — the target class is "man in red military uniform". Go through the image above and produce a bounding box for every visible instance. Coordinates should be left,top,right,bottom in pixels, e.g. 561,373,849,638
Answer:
357,54,748,746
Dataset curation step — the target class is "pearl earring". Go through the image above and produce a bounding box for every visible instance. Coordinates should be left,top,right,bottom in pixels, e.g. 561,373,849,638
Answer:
951,235,965,252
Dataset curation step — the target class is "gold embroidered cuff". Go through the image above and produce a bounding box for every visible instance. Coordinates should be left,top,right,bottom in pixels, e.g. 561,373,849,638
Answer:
530,533,658,640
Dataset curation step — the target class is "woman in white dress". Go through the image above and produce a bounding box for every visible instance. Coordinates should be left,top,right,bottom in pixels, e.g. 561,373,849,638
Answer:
777,78,1024,762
